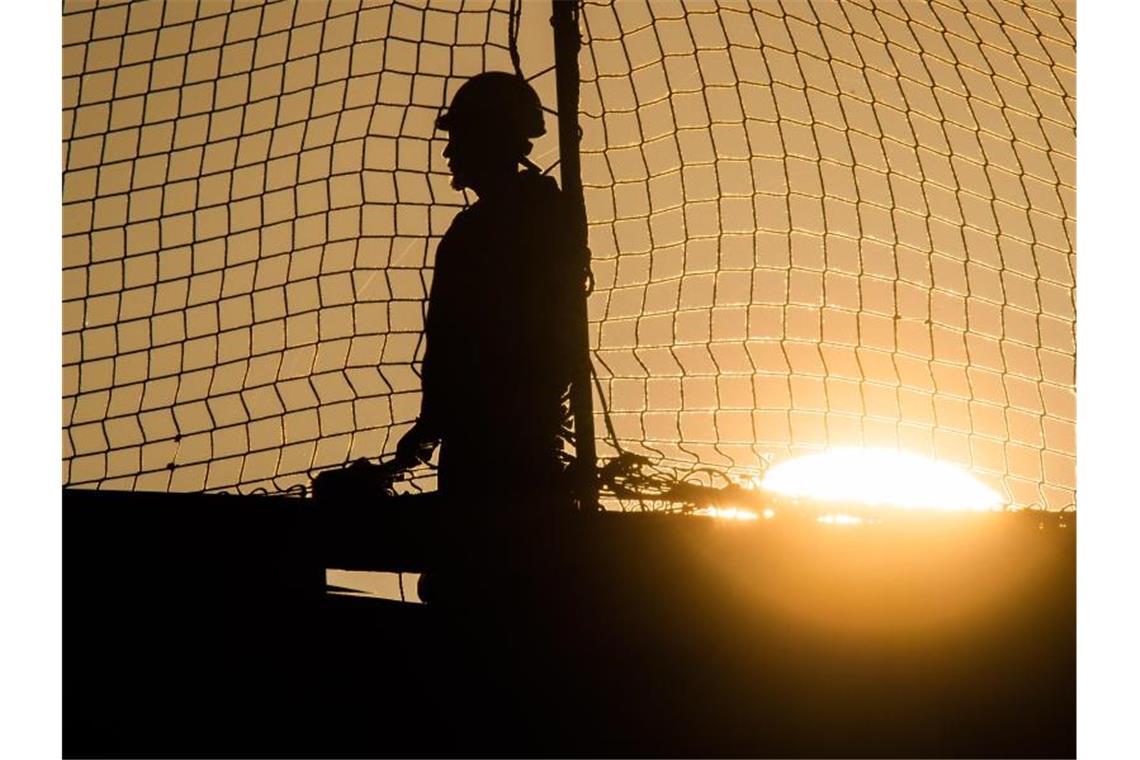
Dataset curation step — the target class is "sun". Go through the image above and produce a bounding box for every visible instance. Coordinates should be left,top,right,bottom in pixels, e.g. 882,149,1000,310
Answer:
759,447,1005,512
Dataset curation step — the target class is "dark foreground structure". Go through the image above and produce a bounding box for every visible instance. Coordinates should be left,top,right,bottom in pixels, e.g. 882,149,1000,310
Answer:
65,488,1074,758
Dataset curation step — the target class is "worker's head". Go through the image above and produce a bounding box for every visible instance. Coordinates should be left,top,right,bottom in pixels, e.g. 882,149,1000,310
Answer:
436,72,546,192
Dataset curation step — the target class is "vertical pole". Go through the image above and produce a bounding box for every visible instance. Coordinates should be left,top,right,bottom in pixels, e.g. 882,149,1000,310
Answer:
551,0,599,511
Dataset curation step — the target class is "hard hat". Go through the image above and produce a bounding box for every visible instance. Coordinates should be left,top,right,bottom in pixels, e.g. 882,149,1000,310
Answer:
435,71,546,140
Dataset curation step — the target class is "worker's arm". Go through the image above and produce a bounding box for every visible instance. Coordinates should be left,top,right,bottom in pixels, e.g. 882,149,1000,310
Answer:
390,215,465,471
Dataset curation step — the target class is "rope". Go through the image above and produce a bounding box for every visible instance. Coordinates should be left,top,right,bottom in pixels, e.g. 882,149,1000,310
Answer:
508,0,524,78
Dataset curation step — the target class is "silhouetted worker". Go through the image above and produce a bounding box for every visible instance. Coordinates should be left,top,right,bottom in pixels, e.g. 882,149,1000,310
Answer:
390,72,582,511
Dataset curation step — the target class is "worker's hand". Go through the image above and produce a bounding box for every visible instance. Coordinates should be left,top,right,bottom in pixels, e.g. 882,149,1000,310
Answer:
392,419,439,471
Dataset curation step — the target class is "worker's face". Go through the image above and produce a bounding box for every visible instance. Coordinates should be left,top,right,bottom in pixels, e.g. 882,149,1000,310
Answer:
442,129,515,193
442,132,479,191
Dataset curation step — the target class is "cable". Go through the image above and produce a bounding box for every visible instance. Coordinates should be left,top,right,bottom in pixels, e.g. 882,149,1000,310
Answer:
590,361,623,457
508,0,523,78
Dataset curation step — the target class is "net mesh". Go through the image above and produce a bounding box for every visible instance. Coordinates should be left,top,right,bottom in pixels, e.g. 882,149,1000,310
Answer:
62,0,1075,509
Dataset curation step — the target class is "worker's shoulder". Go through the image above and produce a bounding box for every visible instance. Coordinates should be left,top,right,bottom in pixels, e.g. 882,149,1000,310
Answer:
516,168,564,204
441,171,567,245
517,167,562,194
514,170,573,227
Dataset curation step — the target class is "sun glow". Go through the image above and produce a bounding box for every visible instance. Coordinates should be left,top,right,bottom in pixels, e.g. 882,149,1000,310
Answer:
761,447,1004,512
817,513,865,526
697,507,760,521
